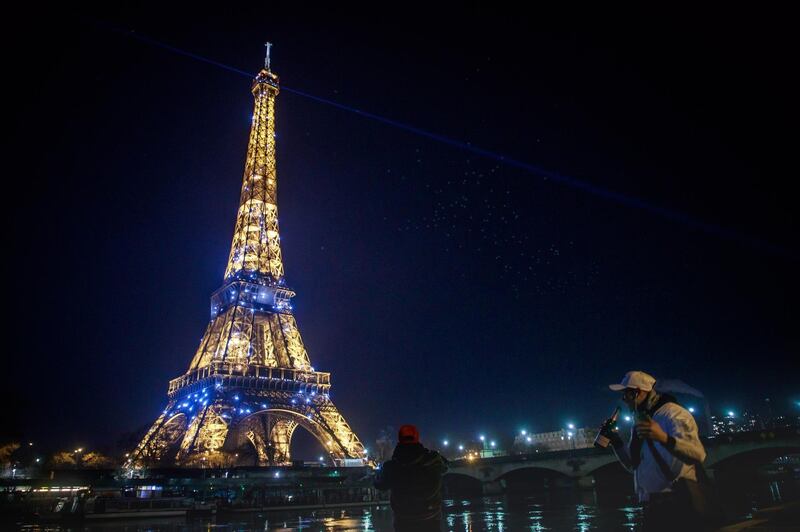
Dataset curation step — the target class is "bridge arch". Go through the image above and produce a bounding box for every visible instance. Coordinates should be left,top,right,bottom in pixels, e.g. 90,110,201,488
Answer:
708,444,800,471
496,466,573,491
443,472,484,497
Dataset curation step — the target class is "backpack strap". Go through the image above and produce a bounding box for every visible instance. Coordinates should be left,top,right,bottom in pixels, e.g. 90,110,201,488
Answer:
646,438,680,484
639,394,682,483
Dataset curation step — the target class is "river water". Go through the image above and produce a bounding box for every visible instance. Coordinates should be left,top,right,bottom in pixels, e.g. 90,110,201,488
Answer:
13,477,798,531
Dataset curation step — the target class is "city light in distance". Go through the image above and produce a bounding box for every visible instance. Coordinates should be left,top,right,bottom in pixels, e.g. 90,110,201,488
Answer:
442,440,449,446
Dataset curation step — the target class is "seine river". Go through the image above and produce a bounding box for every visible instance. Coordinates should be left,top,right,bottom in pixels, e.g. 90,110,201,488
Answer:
14,477,798,531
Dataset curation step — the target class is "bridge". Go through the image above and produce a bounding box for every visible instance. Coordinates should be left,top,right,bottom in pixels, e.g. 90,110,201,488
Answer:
446,428,800,493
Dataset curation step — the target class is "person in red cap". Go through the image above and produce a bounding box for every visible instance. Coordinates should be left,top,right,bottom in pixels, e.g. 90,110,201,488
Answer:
374,424,448,531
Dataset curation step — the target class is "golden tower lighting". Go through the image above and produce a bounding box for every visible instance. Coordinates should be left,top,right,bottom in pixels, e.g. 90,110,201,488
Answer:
130,44,366,468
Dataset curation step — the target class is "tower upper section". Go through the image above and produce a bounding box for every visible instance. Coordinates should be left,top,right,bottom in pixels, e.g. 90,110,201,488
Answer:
223,65,284,284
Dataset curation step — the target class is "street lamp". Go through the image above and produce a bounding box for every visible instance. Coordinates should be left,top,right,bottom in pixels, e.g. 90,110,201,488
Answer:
565,427,576,450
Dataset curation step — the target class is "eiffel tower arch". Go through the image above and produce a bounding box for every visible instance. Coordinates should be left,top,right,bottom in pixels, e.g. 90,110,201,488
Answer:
129,48,366,468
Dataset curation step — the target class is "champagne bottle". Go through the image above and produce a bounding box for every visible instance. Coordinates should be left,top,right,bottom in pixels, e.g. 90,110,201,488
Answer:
594,406,621,448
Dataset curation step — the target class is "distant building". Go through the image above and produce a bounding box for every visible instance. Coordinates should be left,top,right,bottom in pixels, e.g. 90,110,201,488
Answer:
514,427,597,452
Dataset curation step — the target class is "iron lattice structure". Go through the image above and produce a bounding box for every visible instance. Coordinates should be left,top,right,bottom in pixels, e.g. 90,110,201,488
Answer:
130,59,366,468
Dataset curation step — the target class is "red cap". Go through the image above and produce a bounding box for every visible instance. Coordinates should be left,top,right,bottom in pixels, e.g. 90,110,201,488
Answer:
398,424,420,444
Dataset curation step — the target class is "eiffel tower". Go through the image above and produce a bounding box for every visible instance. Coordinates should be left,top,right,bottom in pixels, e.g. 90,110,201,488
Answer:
130,45,366,468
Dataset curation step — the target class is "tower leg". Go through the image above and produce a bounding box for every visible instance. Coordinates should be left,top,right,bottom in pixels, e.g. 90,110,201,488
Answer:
177,403,230,466
131,403,187,467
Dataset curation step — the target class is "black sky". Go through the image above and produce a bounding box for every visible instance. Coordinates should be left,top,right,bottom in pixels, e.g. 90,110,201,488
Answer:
6,8,797,456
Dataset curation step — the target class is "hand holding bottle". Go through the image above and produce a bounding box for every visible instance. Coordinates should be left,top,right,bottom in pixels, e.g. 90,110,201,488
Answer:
594,407,621,448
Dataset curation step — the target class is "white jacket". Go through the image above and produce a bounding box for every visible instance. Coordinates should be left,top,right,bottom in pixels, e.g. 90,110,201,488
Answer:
613,396,707,502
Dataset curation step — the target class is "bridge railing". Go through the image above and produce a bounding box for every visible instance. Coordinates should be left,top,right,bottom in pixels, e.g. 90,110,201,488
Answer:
447,427,800,467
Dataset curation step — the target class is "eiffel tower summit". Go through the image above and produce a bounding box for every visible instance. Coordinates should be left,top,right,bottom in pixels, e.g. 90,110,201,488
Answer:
130,45,366,468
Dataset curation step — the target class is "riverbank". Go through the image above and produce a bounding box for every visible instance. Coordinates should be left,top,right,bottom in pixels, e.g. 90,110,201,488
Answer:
719,500,800,531
226,499,386,512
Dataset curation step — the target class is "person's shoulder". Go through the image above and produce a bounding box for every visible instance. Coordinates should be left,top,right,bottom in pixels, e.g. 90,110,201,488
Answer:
657,401,698,429
659,401,691,417
423,449,447,465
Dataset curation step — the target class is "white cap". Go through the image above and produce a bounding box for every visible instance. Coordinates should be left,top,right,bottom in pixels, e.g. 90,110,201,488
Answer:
609,371,656,392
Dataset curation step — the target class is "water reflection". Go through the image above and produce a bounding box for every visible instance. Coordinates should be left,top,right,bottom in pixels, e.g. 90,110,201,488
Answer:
10,476,798,531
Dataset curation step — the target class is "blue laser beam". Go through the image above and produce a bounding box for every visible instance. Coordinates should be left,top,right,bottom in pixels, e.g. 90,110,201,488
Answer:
91,20,796,260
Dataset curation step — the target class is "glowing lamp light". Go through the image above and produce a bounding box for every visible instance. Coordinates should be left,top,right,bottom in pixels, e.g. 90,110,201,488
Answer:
688,407,696,413
727,411,735,417
443,440,449,446
521,430,527,436
479,435,485,441
274,471,280,478
567,423,575,430
458,445,464,451
526,436,532,443
624,415,632,422
490,441,496,447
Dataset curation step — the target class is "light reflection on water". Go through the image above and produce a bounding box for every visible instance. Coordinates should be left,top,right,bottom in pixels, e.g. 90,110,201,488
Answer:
12,477,799,532
13,497,641,531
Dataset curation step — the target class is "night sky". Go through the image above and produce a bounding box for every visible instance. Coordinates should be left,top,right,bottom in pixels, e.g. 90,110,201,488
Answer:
7,9,797,457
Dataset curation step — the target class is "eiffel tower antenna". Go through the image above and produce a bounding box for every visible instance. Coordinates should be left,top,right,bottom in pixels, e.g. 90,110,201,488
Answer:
128,49,366,470
264,42,272,71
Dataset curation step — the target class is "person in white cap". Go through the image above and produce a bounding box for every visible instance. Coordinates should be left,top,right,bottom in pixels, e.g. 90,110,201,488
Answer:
606,370,712,530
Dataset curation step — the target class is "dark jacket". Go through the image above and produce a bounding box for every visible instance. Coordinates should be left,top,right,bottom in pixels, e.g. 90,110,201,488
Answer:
374,443,448,526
